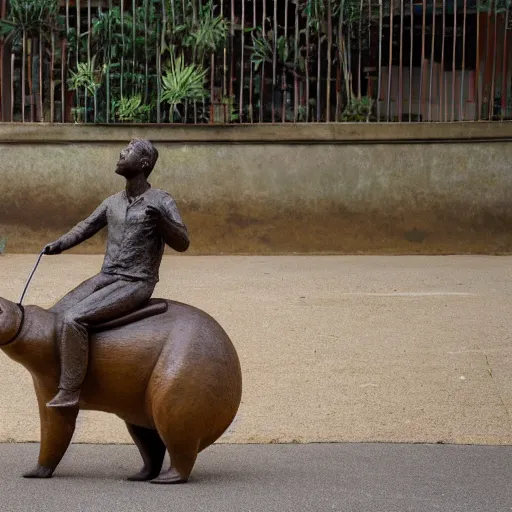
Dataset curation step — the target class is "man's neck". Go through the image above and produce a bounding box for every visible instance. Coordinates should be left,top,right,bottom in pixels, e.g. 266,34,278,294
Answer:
125,174,150,201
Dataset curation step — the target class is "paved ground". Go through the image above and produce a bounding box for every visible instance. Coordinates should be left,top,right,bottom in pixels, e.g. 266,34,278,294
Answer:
1,443,511,512
1,255,512,444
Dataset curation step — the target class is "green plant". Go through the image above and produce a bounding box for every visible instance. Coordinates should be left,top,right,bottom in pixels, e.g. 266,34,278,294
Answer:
340,96,374,122
114,94,152,122
161,50,208,120
0,0,63,43
171,0,228,63
68,61,102,96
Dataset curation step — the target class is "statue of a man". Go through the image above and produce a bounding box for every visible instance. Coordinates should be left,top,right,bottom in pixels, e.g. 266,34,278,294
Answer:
43,139,190,408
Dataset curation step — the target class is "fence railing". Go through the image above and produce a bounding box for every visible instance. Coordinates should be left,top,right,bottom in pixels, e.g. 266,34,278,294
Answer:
0,0,511,124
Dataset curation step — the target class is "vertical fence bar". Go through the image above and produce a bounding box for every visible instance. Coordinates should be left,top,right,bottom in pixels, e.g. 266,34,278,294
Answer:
409,0,413,121
272,0,277,122
451,0,457,121
294,0,299,121
229,0,235,122
106,0,113,122
377,0,383,121
144,0,149,107
368,0,372,111
501,0,510,118
87,0,91,65
336,1,342,122
440,0,445,121
490,1,498,120
476,0,480,119
191,0,197,23
484,0,492,119
10,52,14,121
305,4,310,122
159,0,167,123
0,0,4,121
460,0,467,120
240,0,246,123
387,0,394,121
210,52,215,124
75,0,85,123
316,1,322,122
283,0,289,122
260,0,265,122
88,0,95,122
65,0,70,122
221,0,227,123
132,0,136,98
29,37,34,122
192,0,197,118
250,0,256,122
169,0,175,27
156,20,161,123
428,0,435,121
358,0,363,101
39,30,43,122
398,0,404,121
22,31,26,122
419,0,426,121
51,31,55,123
120,0,124,100
0,2,3,121
326,0,332,122
61,39,66,122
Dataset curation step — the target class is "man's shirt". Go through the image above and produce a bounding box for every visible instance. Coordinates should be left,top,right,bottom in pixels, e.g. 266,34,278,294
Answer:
58,187,188,283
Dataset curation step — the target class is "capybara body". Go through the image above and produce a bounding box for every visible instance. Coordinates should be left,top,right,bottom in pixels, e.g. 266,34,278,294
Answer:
0,298,242,483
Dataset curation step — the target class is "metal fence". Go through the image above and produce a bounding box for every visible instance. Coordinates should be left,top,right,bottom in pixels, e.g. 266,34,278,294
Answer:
0,0,511,123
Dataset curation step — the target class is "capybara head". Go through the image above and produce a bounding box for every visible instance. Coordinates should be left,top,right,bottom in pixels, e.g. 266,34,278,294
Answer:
0,298,22,346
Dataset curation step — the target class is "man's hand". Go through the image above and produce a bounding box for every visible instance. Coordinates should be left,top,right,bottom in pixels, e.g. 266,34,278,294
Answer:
145,204,162,222
43,241,62,255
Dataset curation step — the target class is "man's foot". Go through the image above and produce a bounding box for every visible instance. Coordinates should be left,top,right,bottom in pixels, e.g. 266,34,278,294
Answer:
46,389,80,408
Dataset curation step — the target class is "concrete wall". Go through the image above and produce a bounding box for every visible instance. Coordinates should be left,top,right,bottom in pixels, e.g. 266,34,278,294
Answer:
1,122,512,254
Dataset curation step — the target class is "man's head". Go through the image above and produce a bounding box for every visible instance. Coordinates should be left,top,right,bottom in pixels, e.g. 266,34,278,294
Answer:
116,139,159,179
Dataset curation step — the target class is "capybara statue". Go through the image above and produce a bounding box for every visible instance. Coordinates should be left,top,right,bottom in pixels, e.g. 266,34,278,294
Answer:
0,296,242,484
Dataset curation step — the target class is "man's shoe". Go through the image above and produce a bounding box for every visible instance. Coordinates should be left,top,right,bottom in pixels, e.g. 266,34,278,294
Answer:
46,389,80,408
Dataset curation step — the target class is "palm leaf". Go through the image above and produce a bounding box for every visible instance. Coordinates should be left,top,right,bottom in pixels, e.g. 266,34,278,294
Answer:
161,52,208,108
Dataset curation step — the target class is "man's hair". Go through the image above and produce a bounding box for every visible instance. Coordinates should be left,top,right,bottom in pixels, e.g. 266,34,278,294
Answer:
132,139,159,177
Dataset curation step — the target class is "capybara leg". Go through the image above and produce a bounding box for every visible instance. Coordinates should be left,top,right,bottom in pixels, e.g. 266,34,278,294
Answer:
24,383,78,479
150,443,199,484
125,423,166,481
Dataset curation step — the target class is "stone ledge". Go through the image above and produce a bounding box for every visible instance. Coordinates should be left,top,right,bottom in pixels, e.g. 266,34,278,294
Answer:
1,122,512,144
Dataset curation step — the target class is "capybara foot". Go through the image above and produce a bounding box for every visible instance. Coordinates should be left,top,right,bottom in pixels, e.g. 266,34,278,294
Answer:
47,389,80,408
23,465,54,479
150,468,188,484
127,466,162,482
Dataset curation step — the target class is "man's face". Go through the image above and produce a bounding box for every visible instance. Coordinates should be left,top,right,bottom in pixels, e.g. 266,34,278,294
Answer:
116,141,145,178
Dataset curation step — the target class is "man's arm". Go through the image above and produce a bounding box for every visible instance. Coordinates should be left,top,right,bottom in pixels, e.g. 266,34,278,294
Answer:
45,200,109,254
148,194,190,253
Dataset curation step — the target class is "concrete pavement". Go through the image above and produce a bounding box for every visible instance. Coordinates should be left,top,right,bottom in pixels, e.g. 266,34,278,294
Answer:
1,443,511,512
1,255,512,444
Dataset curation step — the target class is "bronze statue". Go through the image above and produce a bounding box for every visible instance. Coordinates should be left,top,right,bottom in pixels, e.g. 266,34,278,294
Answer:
44,139,190,409
0,139,242,483
0,296,242,483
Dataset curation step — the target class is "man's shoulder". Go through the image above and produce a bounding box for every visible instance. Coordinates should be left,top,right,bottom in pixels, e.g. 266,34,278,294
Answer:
147,188,175,203
104,191,124,204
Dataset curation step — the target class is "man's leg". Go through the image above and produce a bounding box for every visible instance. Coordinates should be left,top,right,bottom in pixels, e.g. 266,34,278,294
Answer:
49,273,118,315
48,278,155,408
